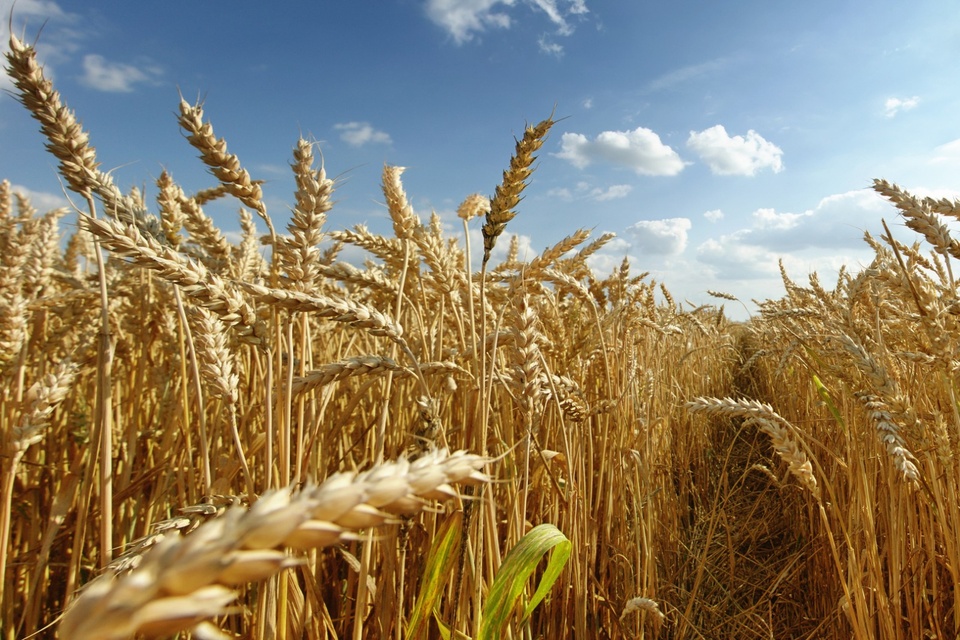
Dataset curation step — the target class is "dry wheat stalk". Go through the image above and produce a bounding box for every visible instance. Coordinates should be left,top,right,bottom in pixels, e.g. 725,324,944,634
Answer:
59,449,490,640
855,393,920,482
5,34,144,225
156,171,185,249
79,214,267,347
482,116,554,266
687,397,819,495
316,261,399,296
237,280,404,344
178,98,266,217
620,596,666,624
874,179,960,261
0,179,11,220
457,193,490,222
527,229,591,275
4,34,100,199
382,165,419,241
177,191,236,273
0,217,31,369
279,138,334,290
329,225,406,266
22,208,65,299
291,355,405,395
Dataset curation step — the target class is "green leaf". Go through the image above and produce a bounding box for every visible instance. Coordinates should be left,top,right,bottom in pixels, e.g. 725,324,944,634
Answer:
478,524,571,640
406,512,464,640
812,374,846,432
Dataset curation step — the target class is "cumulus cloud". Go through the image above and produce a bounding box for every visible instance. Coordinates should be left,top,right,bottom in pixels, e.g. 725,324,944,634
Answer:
884,96,920,118
694,189,893,282
751,207,810,230
687,125,784,176
696,238,782,280
335,122,393,147
556,128,686,176
624,218,691,255
424,0,589,45
704,209,724,222
80,54,162,92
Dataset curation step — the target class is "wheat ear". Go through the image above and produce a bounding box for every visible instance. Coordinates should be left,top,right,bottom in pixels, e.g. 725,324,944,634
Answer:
686,397,819,496
79,214,267,347
482,116,554,266
59,449,490,640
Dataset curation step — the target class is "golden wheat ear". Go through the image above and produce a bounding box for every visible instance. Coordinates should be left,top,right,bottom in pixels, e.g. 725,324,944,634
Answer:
59,449,490,640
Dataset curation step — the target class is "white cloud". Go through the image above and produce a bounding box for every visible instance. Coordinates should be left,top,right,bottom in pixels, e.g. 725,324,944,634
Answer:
582,97,593,109
424,0,589,45
687,125,784,176
424,0,514,44
591,184,632,201
547,182,631,201
624,218,691,255
884,96,920,118
556,128,686,176
538,36,564,56
704,209,724,222
696,237,782,280
80,54,162,92
697,189,890,272
335,122,393,147
751,207,809,230
9,184,70,212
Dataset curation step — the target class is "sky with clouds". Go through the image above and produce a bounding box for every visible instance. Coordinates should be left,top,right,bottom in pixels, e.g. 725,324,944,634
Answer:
2,0,959,319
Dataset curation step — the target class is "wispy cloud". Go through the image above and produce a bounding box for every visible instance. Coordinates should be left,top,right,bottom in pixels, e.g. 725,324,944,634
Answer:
548,182,632,201
687,125,784,176
80,54,162,92
538,35,564,57
884,96,920,118
704,209,724,222
648,58,729,92
931,138,960,164
335,122,393,147
424,0,589,45
556,127,686,176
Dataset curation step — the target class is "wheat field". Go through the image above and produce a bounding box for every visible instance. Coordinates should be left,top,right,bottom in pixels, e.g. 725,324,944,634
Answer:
2,30,959,639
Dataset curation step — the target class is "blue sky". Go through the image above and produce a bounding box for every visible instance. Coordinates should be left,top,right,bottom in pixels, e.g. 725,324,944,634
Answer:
2,0,959,318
